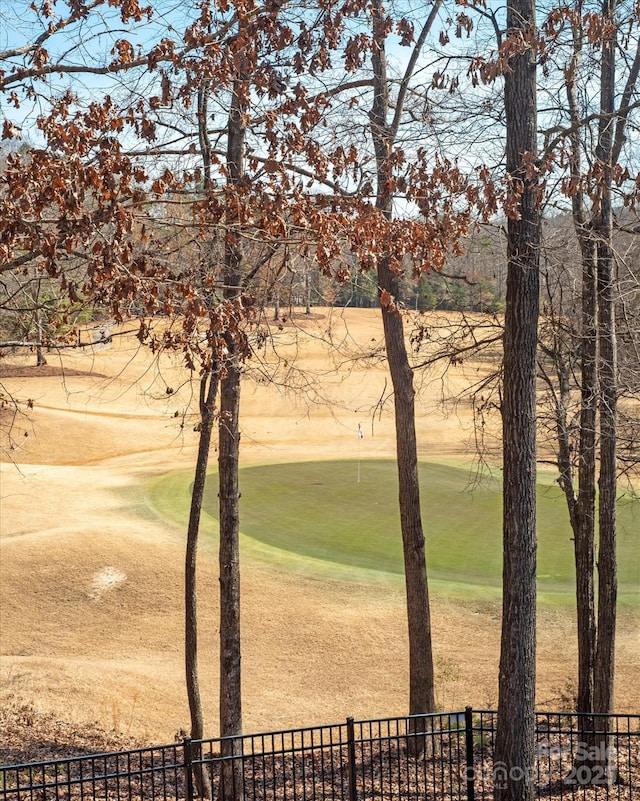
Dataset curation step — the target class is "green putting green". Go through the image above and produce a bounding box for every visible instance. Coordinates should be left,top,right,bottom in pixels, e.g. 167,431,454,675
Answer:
146,459,639,597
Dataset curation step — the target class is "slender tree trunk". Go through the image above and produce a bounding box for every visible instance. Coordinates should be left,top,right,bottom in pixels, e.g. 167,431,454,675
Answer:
593,0,618,718
182,78,218,801
565,20,598,718
571,237,598,779
378,275,436,720
593,236,617,783
34,277,47,366
575,241,598,718
376,277,436,729
305,270,311,316
592,0,618,782
185,372,217,800
218,66,246,801
369,0,435,734
494,0,539,797
218,343,243,801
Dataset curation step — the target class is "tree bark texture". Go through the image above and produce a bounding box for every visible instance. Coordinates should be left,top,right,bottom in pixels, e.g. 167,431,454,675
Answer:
559,3,621,777
494,0,539,797
185,372,217,799
219,68,246,801
565,25,597,717
568,243,598,774
370,0,435,726
377,261,436,722
594,234,618,783
593,0,618,733
575,241,598,719
218,343,243,801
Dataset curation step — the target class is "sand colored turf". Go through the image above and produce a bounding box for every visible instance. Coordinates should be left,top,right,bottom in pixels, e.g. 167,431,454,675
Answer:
1,307,638,746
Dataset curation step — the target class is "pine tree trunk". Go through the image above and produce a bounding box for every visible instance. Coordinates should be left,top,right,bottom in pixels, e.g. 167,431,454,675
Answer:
495,243,539,801
494,0,539,796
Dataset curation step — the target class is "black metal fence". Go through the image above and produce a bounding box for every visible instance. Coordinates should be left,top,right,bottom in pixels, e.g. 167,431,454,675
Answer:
2,710,639,801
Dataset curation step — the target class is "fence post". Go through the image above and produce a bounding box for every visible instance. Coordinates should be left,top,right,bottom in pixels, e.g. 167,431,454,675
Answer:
184,736,194,801
346,717,358,801
464,707,475,801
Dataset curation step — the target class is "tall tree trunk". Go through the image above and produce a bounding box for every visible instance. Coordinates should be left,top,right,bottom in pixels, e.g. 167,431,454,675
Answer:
218,340,243,801
593,0,618,782
186,372,217,800
570,235,598,782
575,241,598,718
494,0,539,796
593,236,617,780
564,17,598,718
218,65,246,801
183,80,217,801
370,0,435,732
593,0,618,715
378,275,436,722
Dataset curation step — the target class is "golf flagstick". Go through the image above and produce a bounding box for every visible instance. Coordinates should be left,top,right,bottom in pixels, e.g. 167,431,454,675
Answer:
357,423,364,482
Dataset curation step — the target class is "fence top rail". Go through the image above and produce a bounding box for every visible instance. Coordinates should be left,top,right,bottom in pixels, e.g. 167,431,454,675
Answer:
2,708,640,772
535,710,640,721
1,742,185,773
350,709,469,727
204,709,470,751
214,720,346,744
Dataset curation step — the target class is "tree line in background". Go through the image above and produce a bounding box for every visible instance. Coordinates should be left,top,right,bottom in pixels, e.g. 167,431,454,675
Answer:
5,202,640,329
1,1,639,800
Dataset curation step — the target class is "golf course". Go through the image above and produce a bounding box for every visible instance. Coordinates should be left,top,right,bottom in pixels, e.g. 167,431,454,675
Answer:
149,459,640,598
1,307,638,748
